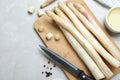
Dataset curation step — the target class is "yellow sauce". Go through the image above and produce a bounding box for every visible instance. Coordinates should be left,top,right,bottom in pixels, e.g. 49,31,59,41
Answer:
108,8,120,30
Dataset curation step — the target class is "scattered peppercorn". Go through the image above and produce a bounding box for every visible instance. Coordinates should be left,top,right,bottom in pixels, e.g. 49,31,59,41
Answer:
48,61,50,64
50,67,52,70
44,65,46,68
45,71,52,77
53,64,56,67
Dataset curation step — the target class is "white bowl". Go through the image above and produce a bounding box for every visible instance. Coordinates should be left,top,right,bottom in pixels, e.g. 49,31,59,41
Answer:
105,7,120,33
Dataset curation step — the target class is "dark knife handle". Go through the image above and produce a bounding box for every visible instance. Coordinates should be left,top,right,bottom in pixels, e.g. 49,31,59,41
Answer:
78,71,95,80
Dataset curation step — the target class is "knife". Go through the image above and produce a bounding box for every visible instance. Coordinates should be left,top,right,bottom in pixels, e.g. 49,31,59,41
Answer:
39,45,94,80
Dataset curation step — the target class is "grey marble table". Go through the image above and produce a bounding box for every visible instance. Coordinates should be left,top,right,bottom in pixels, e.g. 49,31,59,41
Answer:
0,0,120,80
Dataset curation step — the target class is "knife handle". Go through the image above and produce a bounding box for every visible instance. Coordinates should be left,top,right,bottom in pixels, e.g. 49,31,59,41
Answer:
78,71,95,80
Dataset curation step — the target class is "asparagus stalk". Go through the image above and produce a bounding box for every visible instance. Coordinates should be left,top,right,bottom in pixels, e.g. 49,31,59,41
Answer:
74,3,120,61
40,0,55,9
46,10,113,78
54,7,105,80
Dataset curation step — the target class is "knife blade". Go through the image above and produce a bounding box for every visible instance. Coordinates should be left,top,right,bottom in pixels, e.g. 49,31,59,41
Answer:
39,45,94,80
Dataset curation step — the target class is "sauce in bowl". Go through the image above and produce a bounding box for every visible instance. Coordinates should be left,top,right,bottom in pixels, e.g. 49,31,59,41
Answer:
105,7,120,33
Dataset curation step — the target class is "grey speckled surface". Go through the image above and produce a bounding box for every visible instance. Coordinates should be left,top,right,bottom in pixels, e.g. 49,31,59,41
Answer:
0,0,120,80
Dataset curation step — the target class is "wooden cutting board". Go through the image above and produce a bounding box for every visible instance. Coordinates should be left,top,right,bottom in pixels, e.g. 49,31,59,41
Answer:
34,0,120,80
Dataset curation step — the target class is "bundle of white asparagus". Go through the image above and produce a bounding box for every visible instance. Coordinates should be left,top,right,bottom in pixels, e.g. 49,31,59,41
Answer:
45,2,120,80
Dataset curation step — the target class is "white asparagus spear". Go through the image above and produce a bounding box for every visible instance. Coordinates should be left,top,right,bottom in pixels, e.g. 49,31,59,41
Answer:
40,0,55,9
54,7,105,80
66,2,120,67
74,3,120,61
46,10,113,78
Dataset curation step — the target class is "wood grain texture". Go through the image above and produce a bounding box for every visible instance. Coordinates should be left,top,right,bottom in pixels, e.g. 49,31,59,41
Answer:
34,0,120,80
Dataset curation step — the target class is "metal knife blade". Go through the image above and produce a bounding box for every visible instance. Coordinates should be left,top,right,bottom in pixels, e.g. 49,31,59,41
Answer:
39,45,94,80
